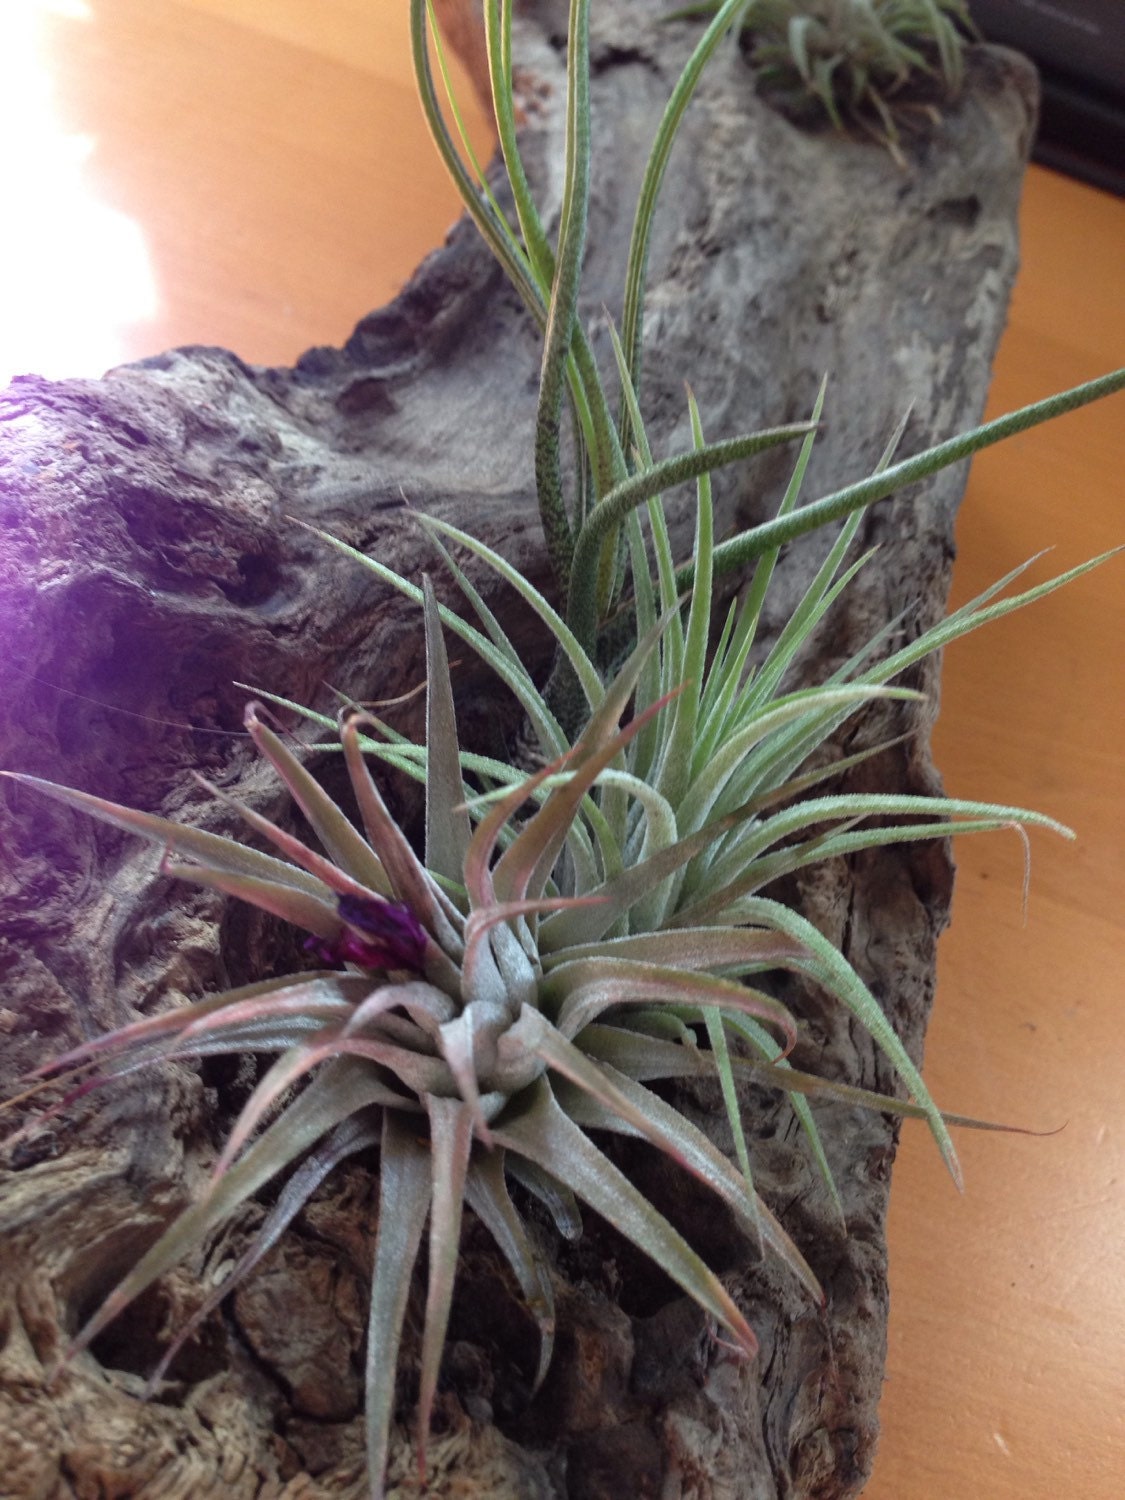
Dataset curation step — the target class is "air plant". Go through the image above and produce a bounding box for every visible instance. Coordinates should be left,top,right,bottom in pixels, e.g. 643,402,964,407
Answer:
671,0,978,159
4,530,1107,1493
2,2,1123,1497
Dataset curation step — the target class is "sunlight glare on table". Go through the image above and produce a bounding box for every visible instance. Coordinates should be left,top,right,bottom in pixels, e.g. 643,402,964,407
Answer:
1,0,159,387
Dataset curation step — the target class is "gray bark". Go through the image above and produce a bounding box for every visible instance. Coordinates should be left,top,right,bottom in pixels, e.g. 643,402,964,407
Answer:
0,5,1036,1496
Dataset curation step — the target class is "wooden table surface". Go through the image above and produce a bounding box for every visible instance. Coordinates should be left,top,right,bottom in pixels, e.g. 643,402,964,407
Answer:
7,5,1123,1496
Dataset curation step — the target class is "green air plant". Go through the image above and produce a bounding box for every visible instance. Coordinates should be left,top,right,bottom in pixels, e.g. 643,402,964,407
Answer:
670,0,978,160
3,2,1123,1497
4,550,1109,1495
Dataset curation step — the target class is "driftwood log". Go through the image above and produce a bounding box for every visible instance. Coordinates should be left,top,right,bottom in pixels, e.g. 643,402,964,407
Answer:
0,4,1037,1496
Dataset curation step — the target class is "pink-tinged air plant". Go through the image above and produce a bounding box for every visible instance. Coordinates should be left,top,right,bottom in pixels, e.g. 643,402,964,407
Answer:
2,0,1119,1489
1,552,1064,1499
1,587,830,1497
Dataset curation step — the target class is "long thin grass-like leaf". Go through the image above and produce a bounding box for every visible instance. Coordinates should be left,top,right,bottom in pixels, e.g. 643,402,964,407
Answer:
733,895,960,1185
678,791,1070,919
535,0,592,582
620,0,757,405
654,390,713,811
578,1021,1041,1136
300,522,568,760
420,515,603,711
687,370,1125,591
567,420,816,651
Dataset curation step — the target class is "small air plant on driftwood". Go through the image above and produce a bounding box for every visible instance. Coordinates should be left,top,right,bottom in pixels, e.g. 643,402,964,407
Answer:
2,2,1122,1497
673,0,979,160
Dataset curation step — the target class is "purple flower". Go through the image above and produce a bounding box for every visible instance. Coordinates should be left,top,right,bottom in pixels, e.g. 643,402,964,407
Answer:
305,894,428,973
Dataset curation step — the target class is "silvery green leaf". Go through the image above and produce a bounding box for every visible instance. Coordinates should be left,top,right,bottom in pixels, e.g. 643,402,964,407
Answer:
542,925,799,975
505,1156,583,1242
493,1078,759,1357
676,685,918,835
678,794,1071,923
551,1064,821,1304
653,388,713,811
365,1110,432,1500
143,1112,381,1396
541,958,797,1051
244,705,391,896
730,896,960,1185
63,1060,402,1371
1,771,330,901
423,576,474,886
465,1150,556,1391
417,1097,475,1462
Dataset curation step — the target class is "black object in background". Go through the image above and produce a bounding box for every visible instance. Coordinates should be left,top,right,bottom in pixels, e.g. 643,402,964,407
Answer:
971,0,1125,194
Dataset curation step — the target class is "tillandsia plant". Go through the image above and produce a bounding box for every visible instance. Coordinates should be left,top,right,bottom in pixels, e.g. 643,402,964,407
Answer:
671,0,979,160
3,2,1124,1497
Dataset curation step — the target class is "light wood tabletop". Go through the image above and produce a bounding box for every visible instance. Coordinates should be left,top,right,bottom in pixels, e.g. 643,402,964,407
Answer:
866,164,1125,1500
7,4,1123,1497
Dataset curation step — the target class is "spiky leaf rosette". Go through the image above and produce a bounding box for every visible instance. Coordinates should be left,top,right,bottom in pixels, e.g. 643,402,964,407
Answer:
5,412,1090,1493
10,401,1113,1500
289,369,1114,1210
4,3,1121,1492
2,489,1109,1494
674,0,978,160
0,586,805,1495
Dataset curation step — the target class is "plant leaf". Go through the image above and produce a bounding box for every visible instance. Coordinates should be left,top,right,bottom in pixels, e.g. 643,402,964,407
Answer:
143,1112,381,1395
541,958,797,1052
1,772,330,901
691,370,1125,591
62,1060,401,1370
732,896,960,1185
341,713,464,959
492,1077,759,1357
160,858,343,941
464,1150,556,1391
244,705,391,895
366,1109,432,1500
422,576,473,885
417,1096,475,1470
